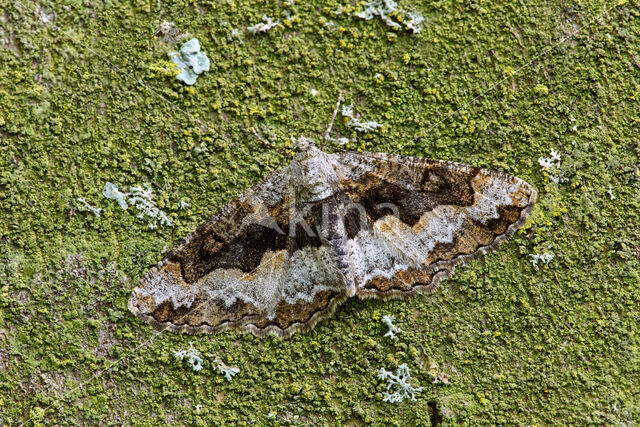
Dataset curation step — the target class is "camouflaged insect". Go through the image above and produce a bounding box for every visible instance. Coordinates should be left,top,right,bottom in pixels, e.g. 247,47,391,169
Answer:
128,137,537,337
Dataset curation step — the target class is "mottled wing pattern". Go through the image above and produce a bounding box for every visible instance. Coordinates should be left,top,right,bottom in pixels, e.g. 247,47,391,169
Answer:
128,166,348,337
335,151,537,298
129,145,537,338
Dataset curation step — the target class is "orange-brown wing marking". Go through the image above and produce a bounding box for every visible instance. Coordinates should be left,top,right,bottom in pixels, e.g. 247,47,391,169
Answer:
335,152,537,297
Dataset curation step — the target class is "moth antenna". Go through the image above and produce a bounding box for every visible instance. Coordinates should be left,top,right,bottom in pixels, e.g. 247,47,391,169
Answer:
322,90,343,150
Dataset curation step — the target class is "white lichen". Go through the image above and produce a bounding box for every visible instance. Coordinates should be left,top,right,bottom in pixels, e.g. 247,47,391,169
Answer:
404,11,424,34
194,404,202,413
207,353,240,381
530,252,555,268
607,184,615,200
341,104,383,133
173,345,239,379
179,199,190,209
173,342,203,372
210,355,240,381
126,185,172,227
538,148,565,184
350,120,383,132
382,315,401,339
326,135,350,146
341,104,354,118
355,1,423,33
247,15,279,34
230,28,244,44
310,88,318,96
377,363,422,403
168,38,210,85
102,182,128,210
356,0,401,29
102,182,172,229
76,197,101,217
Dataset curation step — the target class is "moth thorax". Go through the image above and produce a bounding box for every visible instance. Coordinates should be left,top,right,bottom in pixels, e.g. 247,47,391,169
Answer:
291,150,339,202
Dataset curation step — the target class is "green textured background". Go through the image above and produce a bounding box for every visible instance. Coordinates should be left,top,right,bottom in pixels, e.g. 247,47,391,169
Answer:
1,0,640,425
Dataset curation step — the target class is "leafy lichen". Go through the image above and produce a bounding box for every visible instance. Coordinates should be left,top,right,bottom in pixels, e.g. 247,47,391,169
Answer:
169,38,210,85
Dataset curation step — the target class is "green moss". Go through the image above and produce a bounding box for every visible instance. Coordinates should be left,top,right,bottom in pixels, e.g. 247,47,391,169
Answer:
1,0,640,424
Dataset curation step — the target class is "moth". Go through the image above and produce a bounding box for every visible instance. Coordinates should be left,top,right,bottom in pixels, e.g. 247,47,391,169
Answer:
128,134,537,337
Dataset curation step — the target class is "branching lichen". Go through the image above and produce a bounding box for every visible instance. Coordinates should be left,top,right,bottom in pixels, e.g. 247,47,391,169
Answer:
381,314,401,339
173,342,203,372
102,182,172,229
209,354,240,381
538,148,565,184
377,364,422,403
247,15,279,34
341,103,383,132
355,1,423,33
76,197,101,217
530,252,555,268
